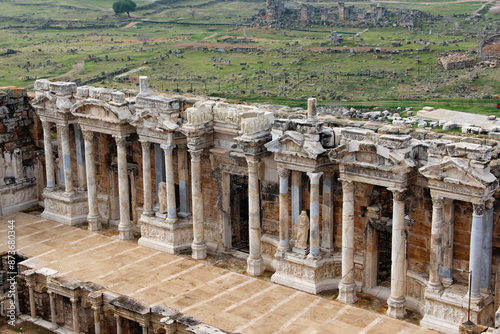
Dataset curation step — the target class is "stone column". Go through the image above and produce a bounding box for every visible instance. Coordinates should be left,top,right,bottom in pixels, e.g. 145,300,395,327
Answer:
154,144,165,211
338,179,357,303
70,297,80,333
428,196,444,292
91,304,101,334
27,277,36,319
161,143,177,223
307,97,317,121
441,199,454,285
387,188,407,319
138,76,150,96
307,172,323,259
140,323,149,334
83,131,101,231
115,136,132,240
42,121,56,189
277,168,290,253
291,171,302,240
190,149,206,259
177,145,191,217
247,156,263,276
48,291,57,329
470,202,485,298
481,199,495,288
74,125,86,190
58,123,74,194
140,140,154,217
115,315,122,334
321,172,334,252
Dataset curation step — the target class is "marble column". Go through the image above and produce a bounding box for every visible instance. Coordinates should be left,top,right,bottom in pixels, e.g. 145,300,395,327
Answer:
27,277,36,319
428,196,444,292
338,179,357,303
70,297,80,333
58,123,74,194
140,140,154,217
115,315,122,334
115,136,132,240
307,97,317,121
42,121,56,189
307,172,322,259
83,131,101,231
190,149,206,259
470,202,485,298
92,304,101,334
48,291,57,329
441,199,454,285
246,156,263,276
140,323,148,334
291,171,302,240
321,172,334,252
74,125,86,190
161,143,177,223
481,199,495,288
177,145,191,217
277,167,290,253
154,143,165,210
387,188,407,319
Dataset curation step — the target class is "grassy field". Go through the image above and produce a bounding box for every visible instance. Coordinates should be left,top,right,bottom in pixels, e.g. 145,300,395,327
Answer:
0,0,499,114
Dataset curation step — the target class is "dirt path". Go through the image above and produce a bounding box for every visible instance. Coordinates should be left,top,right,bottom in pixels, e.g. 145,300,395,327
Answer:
122,21,140,29
203,33,218,40
49,57,85,80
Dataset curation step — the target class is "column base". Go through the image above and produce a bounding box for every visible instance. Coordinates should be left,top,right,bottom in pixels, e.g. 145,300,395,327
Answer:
338,281,358,304
387,297,406,319
88,215,102,231
118,224,133,240
142,210,155,217
306,252,322,261
426,282,443,294
166,217,178,224
247,257,264,276
192,242,207,260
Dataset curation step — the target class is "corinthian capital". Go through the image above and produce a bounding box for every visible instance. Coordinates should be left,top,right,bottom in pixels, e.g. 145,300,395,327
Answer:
391,188,407,202
277,167,290,179
473,202,485,216
341,179,354,193
82,130,93,142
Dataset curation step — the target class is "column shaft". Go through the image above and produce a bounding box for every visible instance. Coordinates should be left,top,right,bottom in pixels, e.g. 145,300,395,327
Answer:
190,149,206,259
28,282,36,318
42,121,56,188
470,203,485,297
291,171,302,240
387,189,407,319
49,292,57,328
161,144,177,222
140,141,154,216
247,157,263,276
321,173,334,251
154,143,165,210
92,306,101,334
481,200,494,288
74,125,86,189
83,131,101,230
178,146,191,216
116,315,122,334
58,124,74,194
277,168,290,253
71,298,80,333
115,136,132,240
307,172,322,258
428,196,444,291
441,199,454,283
338,179,357,303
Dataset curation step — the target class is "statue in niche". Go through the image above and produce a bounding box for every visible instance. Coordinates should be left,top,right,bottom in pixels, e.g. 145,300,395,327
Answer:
295,210,310,250
158,182,167,214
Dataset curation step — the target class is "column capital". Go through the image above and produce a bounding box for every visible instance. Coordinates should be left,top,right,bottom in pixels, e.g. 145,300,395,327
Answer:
247,158,260,173
432,196,444,208
323,171,335,178
114,135,127,147
139,140,150,150
277,167,290,178
42,120,52,131
486,198,495,210
70,297,78,304
340,179,354,193
160,144,176,155
473,202,485,215
307,171,323,184
189,149,203,161
82,130,94,142
390,188,407,202
58,123,69,135
48,290,54,297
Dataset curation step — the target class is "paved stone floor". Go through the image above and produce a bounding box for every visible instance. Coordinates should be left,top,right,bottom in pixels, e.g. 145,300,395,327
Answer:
0,213,437,334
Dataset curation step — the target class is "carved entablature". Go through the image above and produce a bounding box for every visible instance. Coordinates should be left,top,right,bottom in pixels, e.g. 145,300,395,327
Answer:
70,99,132,124
240,110,274,137
266,131,326,160
186,102,214,126
130,109,180,137
136,95,179,112
213,102,243,125
32,81,76,116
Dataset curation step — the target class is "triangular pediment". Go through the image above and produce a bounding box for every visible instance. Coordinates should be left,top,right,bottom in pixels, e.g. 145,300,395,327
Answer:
70,99,129,123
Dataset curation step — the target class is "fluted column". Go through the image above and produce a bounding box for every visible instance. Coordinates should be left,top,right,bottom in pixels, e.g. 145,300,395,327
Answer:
42,121,56,189
70,297,80,333
48,291,57,329
58,123,74,194
481,199,495,288
307,172,322,260
470,202,485,298
115,136,132,240
83,131,101,231
277,168,290,254
387,188,407,319
91,304,101,334
140,140,154,217
161,142,177,223
178,145,191,217
246,156,263,276
338,179,357,303
190,149,206,259
428,196,444,292
27,277,36,319
321,172,334,252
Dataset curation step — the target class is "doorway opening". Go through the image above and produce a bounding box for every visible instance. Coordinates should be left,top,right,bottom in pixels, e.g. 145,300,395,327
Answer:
230,174,249,252
371,186,393,287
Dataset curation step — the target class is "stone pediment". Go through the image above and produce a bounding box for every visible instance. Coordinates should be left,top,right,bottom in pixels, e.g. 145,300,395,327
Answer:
70,99,131,124
130,110,179,132
31,92,73,113
265,131,326,159
419,157,498,189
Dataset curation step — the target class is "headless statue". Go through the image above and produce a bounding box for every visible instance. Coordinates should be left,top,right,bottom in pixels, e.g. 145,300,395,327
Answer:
158,182,167,214
295,210,309,250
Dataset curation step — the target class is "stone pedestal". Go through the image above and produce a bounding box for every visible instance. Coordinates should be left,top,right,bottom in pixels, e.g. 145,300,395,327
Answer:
41,189,88,225
138,216,193,254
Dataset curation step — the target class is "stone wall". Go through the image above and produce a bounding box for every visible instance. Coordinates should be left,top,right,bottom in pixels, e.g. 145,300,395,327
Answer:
0,87,40,215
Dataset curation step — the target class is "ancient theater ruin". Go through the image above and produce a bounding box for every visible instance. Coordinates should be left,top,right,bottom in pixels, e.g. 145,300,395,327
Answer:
2,77,500,333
